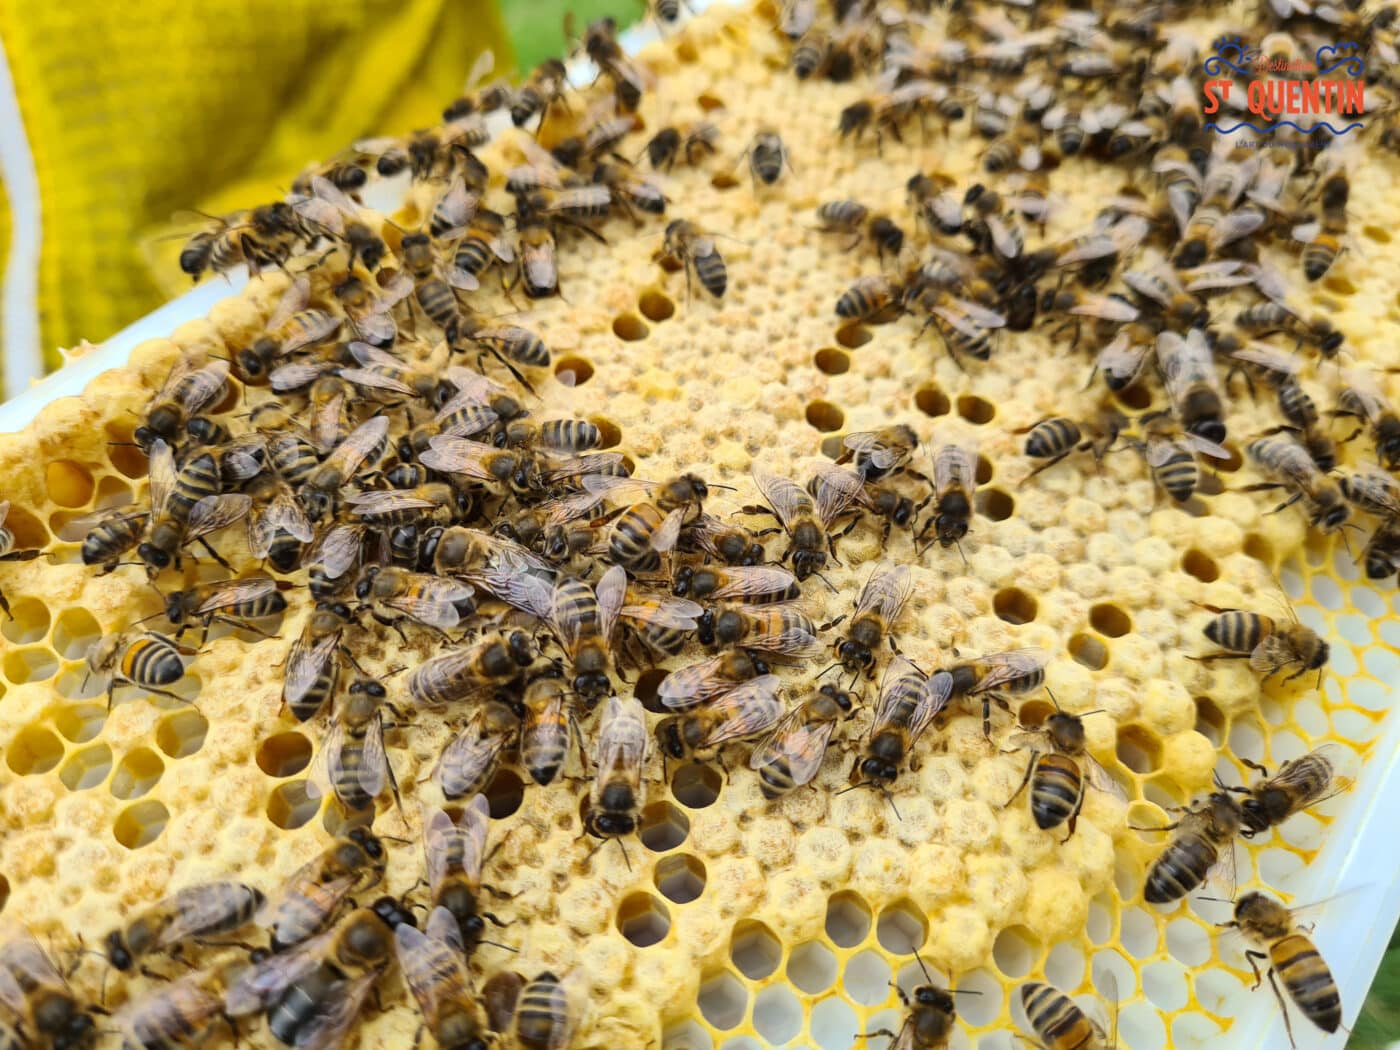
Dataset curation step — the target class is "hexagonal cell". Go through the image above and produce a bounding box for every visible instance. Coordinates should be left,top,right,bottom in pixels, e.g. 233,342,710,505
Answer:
554,356,594,386
616,891,671,948
1044,940,1086,990
612,313,650,341
814,347,850,374
52,703,106,744
978,488,1015,521
953,968,1002,1026
45,460,95,507
638,289,676,322
843,949,891,1005
993,587,1037,625
810,998,858,1050
1089,603,1131,637
54,666,105,701
1,598,50,644
50,608,101,659
1118,905,1158,959
805,400,844,432
0,503,47,548
110,747,165,800
156,708,209,758
671,762,722,808
835,324,871,349
590,416,623,449
635,668,671,713
256,732,313,778
662,1019,712,1050
6,725,64,776
639,801,690,852
1118,999,1167,1050
58,743,113,791
114,800,170,850
485,768,525,819
825,890,871,948
1142,959,1188,1011
787,940,838,994
915,384,951,417
956,394,995,424
267,781,320,830
1193,695,1225,746
697,971,747,1030
876,899,928,955
992,924,1040,978
1085,895,1115,944
752,985,802,1044
729,919,781,980
3,647,58,683
654,854,706,905
1067,632,1108,670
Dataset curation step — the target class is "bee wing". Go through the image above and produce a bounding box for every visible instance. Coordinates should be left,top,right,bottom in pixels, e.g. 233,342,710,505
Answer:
280,313,341,354
853,563,916,626
1096,331,1150,388
266,276,312,332
284,631,341,707
420,436,502,481
0,957,24,1015
1203,837,1239,902
224,933,329,1017
294,969,379,1050
0,500,7,529
424,796,489,896
0,925,65,989
194,576,280,614
910,671,955,739
707,565,800,602
269,361,329,393
346,341,404,371
620,597,703,630
871,655,923,729
1182,433,1232,460
312,523,365,580
384,576,475,629
345,491,441,517
541,452,628,486
445,261,482,292
966,647,1049,694
933,443,979,497
580,473,655,503
810,465,862,528
986,215,1024,259
114,970,224,1040
701,675,787,747
338,367,418,396
751,465,813,530
658,655,728,710
153,883,262,951
396,918,474,1024
324,416,388,477
1145,435,1185,469
1230,342,1300,377
592,696,648,798
1055,232,1117,265
595,564,627,641
351,135,400,156
1182,260,1254,293
652,508,685,554
1070,295,1139,322
943,296,1009,330
353,713,390,803
148,439,177,516
1350,466,1400,517
843,430,897,468
488,571,555,622
750,710,837,788
433,178,480,241
184,494,253,540
1213,209,1266,249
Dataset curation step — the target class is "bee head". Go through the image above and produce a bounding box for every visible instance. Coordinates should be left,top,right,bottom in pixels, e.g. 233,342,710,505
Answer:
103,930,133,971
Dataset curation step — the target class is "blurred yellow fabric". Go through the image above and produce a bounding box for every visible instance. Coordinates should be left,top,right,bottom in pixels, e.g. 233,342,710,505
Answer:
0,0,510,374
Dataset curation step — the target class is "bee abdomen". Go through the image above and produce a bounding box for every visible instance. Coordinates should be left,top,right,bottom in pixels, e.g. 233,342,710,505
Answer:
696,253,727,298
1030,754,1084,830
1154,447,1198,502
124,637,185,687
1204,610,1268,653
1273,935,1341,1033
610,505,664,572
1026,417,1081,458
1022,981,1095,1046
1143,836,1213,903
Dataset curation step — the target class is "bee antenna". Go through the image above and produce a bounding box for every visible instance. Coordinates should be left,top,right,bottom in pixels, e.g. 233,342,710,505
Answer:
1045,687,1061,711
1196,895,1234,904
911,948,934,984
951,986,983,996
105,441,143,449
812,571,838,593
815,661,841,680
616,839,633,872
884,788,902,822
379,834,413,845
479,939,519,953
954,539,968,565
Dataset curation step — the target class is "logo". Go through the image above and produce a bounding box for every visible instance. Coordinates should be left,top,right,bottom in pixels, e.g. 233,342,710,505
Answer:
1202,35,1365,136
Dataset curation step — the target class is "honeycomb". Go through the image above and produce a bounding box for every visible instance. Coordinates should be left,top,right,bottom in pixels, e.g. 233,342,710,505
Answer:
0,2,1397,1048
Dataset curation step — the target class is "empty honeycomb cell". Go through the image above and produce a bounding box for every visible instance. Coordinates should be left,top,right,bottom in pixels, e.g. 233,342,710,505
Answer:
915,384,951,417
58,743,113,791
835,323,871,349
110,747,165,800
1118,907,1158,960
709,171,740,190
1119,999,1168,1050
655,854,707,904
953,969,1003,1025
976,454,994,484
1143,959,1190,1012
956,394,995,424
1242,532,1274,565
1363,223,1392,242
843,949,892,1005
824,890,872,948
1,598,48,645
4,646,58,683
44,460,94,507
809,998,859,1049
814,347,850,374
1227,718,1265,759
671,762,722,808
255,731,313,778
155,708,208,758
1089,603,1131,638
591,416,623,449
267,780,320,830
991,924,1040,978
697,971,748,1030
696,92,725,110
1067,632,1108,670
1085,896,1114,945
662,1020,712,1050
5,725,64,775
718,1039,762,1050
1324,274,1357,296
1192,696,1225,746
52,702,106,743
639,289,676,322
640,801,691,852
978,488,1015,521
1181,549,1219,583
730,919,782,980
993,587,1037,625
485,768,525,818
50,608,101,659
104,429,148,478
752,985,802,1044
805,400,844,432
1172,1012,1224,1046
0,502,47,548
1116,384,1153,411
787,940,838,994
617,891,672,948
554,356,594,386
113,800,170,850
635,667,670,713
613,313,651,341
875,899,929,955
819,433,844,459
1165,917,1211,967
1044,940,1086,990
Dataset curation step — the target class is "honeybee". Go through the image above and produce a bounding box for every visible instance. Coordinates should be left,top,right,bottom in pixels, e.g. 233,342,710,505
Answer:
235,276,343,383
134,356,231,451
422,795,507,956
1236,301,1344,359
160,575,286,642
853,656,951,790
696,603,822,659
1139,789,1242,904
228,897,416,1045
139,439,251,576
408,630,535,707
907,173,963,237
644,122,719,170
678,513,767,566
510,57,569,127
1293,209,1346,283
1363,515,1400,581
920,439,979,555
812,464,916,547
1157,329,1226,444
0,500,41,617
1120,256,1210,329
80,506,149,573
262,827,388,952
244,469,314,572
584,473,709,572
1244,432,1350,532
86,628,191,707
354,564,476,638
835,275,904,323
311,675,398,815
750,464,860,581
655,674,785,760
1193,602,1329,684
839,425,918,482
743,131,790,186
103,881,264,971
791,27,830,78
453,320,553,394
826,563,915,678
1005,701,1120,840
945,647,1048,739
583,696,649,849
662,219,726,300
592,161,667,220
863,957,958,1049
1020,980,1116,1049
396,905,493,1050
904,281,1008,365
513,971,577,1050
521,671,573,786
436,700,521,801
1341,464,1400,521
283,601,354,721
1220,892,1341,1046
1336,367,1400,470
574,14,650,109
658,649,773,711
1019,416,1114,482
451,207,515,285
300,415,390,522
750,683,855,798
1227,746,1352,839
0,924,96,1050
1227,342,1324,441
111,964,236,1049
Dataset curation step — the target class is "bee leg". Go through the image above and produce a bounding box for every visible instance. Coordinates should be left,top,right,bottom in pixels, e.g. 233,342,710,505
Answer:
1240,757,1270,777
1018,452,1072,486
1263,962,1300,1050
1005,753,1035,808
1062,787,1087,843
196,537,235,571
1186,651,1247,664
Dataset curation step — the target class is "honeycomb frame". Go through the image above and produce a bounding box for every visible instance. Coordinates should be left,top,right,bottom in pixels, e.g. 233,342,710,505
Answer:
0,2,1398,1048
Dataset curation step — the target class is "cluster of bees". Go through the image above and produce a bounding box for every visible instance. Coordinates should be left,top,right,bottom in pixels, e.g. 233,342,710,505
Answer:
1,0,1398,1046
